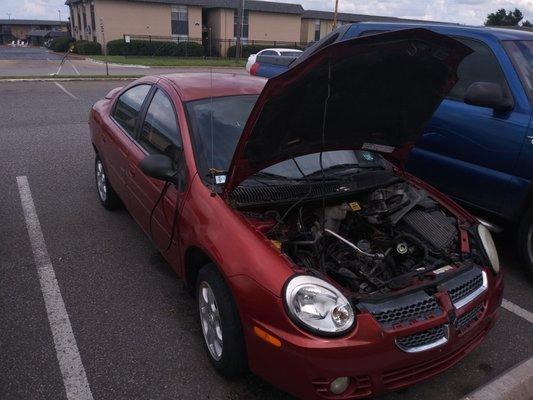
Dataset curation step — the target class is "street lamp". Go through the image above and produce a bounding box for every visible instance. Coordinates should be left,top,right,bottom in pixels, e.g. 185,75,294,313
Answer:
58,10,61,22
7,13,12,20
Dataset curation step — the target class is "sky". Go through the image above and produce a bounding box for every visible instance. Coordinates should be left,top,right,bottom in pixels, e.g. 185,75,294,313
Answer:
1,0,533,26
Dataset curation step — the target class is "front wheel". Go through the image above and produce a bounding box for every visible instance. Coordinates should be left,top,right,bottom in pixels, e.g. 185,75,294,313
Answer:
196,264,247,377
518,205,533,278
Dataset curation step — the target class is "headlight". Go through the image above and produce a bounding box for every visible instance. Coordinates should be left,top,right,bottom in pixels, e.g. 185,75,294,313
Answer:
284,275,355,336
477,224,500,273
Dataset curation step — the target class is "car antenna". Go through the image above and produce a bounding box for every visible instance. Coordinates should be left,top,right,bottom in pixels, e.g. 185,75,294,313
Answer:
320,59,332,273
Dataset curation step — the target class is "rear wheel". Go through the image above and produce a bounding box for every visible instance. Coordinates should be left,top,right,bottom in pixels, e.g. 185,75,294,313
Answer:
95,155,121,210
196,264,247,377
518,205,533,278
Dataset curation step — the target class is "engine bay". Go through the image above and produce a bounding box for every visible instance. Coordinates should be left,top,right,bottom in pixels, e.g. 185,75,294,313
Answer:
241,181,482,296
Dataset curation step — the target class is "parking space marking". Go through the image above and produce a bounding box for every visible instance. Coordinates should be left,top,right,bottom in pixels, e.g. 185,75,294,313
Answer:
69,60,81,76
16,176,94,400
54,82,79,100
502,299,533,324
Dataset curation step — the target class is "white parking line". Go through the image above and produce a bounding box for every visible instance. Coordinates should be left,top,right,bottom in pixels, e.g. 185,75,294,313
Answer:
54,82,79,100
16,176,94,400
69,59,81,75
502,299,533,324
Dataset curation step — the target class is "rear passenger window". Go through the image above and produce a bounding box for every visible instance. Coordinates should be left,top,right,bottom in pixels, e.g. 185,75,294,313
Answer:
139,89,181,159
447,38,508,102
113,85,151,136
261,50,277,56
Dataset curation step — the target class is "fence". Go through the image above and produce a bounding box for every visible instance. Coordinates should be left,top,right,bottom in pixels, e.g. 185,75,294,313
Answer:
117,34,309,58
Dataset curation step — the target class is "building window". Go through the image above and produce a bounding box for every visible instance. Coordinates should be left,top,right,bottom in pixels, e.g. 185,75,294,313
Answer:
90,3,96,31
171,5,188,37
233,10,249,40
314,19,321,41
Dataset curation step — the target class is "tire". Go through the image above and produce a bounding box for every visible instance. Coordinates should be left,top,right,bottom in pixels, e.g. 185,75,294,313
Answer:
518,205,533,278
196,263,247,377
95,154,121,210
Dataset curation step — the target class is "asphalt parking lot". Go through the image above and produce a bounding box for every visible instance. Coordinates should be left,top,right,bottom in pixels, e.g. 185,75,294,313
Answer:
0,46,245,77
0,80,532,400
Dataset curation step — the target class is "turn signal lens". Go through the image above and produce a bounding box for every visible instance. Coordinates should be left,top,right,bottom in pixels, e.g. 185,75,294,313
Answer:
253,326,281,348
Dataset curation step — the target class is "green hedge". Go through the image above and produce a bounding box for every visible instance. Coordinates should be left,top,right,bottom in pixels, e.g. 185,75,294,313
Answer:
107,39,204,57
49,37,75,53
226,44,270,58
74,40,102,55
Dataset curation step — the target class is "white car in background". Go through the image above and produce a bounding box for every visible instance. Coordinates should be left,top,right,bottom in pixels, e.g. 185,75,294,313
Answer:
245,48,302,72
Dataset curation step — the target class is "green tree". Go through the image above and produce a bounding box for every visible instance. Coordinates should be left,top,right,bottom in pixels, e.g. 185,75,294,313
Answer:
522,20,533,27
485,8,524,26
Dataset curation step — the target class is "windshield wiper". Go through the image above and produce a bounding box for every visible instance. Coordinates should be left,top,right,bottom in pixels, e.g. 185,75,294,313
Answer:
304,163,383,178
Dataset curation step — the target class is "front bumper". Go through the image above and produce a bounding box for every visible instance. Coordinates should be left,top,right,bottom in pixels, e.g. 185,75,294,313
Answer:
240,269,504,400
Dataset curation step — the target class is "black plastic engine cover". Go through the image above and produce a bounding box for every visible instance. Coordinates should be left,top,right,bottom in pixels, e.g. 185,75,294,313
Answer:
402,209,457,250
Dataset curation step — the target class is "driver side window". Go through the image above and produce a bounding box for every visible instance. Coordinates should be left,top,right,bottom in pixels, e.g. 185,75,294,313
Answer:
139,89,182,161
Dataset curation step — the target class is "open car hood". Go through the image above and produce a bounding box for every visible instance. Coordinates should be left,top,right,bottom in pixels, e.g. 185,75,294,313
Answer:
223,28,471,194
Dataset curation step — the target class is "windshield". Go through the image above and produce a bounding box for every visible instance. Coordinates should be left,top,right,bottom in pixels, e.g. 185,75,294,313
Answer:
186,95,385,183
503,40,533,101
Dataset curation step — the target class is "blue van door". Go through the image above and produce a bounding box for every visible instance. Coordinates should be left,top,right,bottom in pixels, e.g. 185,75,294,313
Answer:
407,37,529,213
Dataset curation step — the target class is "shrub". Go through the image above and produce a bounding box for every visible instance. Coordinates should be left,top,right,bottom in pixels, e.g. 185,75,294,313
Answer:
74,40,102,55
49,37,75,53
107,39,204,57
227,44,270,58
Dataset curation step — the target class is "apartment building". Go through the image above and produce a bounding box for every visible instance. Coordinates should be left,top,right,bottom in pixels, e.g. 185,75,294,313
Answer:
65,0,438,54
0,19,68,44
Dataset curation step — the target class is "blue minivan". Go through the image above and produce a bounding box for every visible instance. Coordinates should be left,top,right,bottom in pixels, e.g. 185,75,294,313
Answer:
254,23,533,276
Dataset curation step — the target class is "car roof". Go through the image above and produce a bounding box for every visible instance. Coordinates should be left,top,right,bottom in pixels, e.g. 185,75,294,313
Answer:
260,48,302,52
159,73,267,102
354,22,533,40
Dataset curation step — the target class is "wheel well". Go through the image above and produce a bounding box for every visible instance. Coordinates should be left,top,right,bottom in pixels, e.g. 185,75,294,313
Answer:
184,246,213,291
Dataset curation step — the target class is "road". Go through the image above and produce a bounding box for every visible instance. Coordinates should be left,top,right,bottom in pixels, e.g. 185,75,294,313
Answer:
0,46,245,77
0,80,532,400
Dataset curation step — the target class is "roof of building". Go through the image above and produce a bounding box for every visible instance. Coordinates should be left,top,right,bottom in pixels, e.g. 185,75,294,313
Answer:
160,72,266,101
27,29,51,37
0,19,68,26
301,10,452,24
66,0,303,14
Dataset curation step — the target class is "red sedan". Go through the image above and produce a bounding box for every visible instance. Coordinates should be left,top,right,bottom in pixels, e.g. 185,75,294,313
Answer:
89,29,503,399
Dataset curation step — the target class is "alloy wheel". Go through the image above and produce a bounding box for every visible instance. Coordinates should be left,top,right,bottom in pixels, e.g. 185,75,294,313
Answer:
199,281,223,361
96,160,107,202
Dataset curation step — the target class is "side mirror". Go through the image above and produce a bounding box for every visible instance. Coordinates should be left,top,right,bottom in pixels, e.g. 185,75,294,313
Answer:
139,154,177,183
464,82,514,112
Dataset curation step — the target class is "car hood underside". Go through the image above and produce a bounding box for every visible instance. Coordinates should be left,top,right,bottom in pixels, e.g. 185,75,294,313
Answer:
224,28,471,194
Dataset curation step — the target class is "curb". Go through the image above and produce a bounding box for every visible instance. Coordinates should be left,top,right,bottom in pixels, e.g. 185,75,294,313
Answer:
462,356,533,400
0,77,142,82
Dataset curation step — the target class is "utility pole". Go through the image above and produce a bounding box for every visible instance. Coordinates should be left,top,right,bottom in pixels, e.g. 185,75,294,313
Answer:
333,0,339,29
7,13,12,20
100,17,109,76
58,10,61,22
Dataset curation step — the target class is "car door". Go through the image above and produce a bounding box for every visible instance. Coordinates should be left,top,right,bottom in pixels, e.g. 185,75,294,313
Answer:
105,84,152,206
406,37,530,213
124,83,186,252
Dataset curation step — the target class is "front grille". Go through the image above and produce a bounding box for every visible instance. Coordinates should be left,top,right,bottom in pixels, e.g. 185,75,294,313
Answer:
448,272,484,306
359,291,442,329
384,326,488,389
456,304,485,333
372,298,441,326
396,325,448,352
